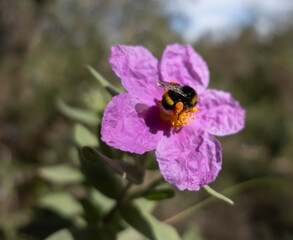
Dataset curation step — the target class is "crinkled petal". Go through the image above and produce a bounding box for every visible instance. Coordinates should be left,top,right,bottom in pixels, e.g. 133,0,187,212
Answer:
196,89,245,136
101,93,163,154
160,44,209,93
109,45,164,105
156,127,222,191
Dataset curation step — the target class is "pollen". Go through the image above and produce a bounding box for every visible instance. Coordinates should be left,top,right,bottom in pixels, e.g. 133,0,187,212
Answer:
159,102,199,129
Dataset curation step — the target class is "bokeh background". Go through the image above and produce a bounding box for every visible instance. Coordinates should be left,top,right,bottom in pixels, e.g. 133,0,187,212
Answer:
1,0,293,239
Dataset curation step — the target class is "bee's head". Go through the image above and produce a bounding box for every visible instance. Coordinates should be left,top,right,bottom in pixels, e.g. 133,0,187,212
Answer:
182,86,196,97
182,86,198,107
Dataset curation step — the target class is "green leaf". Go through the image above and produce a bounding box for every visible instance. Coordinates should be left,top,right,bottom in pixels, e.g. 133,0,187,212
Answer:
141,211,180,240
38,164,84,184
119,203,180,240
146,158,159,170
73,124,98,147
182,226,203,240
143,188,175,200
135,200,180,240
82,88,110,112
128,177,165,200
56,98,99,125
119,203,156,240
45,229,74,240
117,228,144,240
87,65,121,96
82,147,144,184
90,189,115,215
133,198,156,213
145,151,159,170
203,185,234,205
38,192,83,219
45,226,116,240
70,226,116,240
79,148,123,199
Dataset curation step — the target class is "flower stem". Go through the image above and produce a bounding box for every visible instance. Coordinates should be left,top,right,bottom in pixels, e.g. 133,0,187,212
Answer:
164,177,280,224
163,195,216,224
203,185,234,205
127,177,165,200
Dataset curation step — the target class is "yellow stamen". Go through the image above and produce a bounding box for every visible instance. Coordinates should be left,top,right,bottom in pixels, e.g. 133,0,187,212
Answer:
160,102,199,129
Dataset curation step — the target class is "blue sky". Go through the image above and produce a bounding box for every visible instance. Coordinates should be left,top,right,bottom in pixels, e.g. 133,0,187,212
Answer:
159,0,293,42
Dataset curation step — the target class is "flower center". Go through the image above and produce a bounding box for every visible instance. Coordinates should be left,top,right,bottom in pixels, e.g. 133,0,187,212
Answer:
159,101,199,129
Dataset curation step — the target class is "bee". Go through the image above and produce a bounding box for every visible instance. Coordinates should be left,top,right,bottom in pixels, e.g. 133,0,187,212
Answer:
157,81,198,112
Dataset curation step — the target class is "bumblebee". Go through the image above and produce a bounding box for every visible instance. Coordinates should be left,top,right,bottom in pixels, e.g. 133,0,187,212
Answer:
158,81,198,112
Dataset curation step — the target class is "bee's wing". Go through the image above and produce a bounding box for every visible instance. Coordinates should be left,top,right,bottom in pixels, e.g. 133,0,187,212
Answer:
157,81,176,89
157,81,187,98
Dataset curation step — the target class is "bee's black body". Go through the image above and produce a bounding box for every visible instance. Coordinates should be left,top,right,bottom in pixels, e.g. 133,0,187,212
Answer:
159,82,198,111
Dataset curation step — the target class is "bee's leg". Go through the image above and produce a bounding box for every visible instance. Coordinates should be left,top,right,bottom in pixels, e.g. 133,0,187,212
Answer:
173,102,184,118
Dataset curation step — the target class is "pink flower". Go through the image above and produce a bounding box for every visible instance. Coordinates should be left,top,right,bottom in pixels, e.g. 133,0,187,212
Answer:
101,44,245,191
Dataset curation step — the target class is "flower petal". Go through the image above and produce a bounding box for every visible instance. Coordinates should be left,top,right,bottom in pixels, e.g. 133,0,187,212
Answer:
101,93,163,154
196,89,245,136
109,45,164,105
156,127,222,191
160,44,209,93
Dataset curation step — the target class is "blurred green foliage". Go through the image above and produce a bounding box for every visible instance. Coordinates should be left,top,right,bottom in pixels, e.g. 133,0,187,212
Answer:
1,0,293,239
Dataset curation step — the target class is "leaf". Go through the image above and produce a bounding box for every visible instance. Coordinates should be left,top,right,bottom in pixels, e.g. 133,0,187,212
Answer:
119,203,180,240
73,124,98,147
145,151,159,170
133,198,156,213
117,228,144,240
135,200,180,240
56,98,99,125
90,189,115,215
45,226,116,240
70,226,116,240
142,211,180,240
182,226,203,240
38,164,84,184
82,88,110,112
87,65,121,96
82,147,144,184
119,203,156,240
128,177,165,200
143,188,175,200
79,148,123,199
45,229,74,240
146,158,159,170
38,192,83,219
